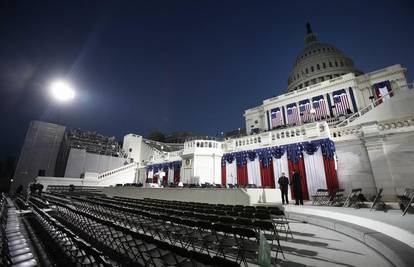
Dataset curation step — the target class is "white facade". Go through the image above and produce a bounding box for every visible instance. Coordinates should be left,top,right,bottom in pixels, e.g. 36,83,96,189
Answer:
244,65,407,134
64,148,126,178
181,140,223,184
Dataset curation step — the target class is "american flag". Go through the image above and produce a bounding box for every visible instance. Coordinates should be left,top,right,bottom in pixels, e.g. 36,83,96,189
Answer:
312,95,328,120
270,108,283,128
287,104,300,125
374,81,392,103
299,100,312,123
333,90,350,115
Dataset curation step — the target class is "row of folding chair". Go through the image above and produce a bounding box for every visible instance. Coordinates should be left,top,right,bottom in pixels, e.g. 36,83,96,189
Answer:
53,201,241,267
73,197,258,266
1,195,37,267
29,202,110,266
104,196,293,241
99,195,282,221
311,188,346,206
65,195,287,265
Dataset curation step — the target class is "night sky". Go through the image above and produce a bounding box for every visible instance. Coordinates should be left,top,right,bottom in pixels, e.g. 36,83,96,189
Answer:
1,0,413,158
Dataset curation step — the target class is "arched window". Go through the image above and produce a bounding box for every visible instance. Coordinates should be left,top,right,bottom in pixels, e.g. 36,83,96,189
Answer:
317,64,320,70
305,68,308,74
208,142,212,148
311,66,314,72
323,62,326,69
200,142,204,147
196,142,200,147
329,61,332,67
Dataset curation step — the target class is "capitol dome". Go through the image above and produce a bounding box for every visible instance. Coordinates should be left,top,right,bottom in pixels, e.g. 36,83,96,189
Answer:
287,23,362,92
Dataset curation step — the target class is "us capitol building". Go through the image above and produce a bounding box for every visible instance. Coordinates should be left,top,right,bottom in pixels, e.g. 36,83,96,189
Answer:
12,24,414,201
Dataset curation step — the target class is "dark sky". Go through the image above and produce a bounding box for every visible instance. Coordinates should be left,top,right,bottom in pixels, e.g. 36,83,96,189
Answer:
1,0,413,158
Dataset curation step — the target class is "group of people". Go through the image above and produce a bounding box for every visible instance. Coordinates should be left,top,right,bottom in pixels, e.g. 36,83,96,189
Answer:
277,170,304,205
14,179,44,197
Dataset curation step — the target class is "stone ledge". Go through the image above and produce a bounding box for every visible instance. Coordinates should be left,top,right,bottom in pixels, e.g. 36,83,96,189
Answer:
286,211,414,267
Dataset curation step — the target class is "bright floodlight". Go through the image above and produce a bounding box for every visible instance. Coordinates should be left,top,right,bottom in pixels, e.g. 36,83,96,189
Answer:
50,80,75,102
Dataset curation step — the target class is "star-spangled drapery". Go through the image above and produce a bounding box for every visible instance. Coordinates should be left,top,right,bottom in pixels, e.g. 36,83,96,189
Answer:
221,138,338,191
147,161,182,183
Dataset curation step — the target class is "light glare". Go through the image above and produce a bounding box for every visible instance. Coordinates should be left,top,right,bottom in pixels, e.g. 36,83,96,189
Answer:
50,80,75,102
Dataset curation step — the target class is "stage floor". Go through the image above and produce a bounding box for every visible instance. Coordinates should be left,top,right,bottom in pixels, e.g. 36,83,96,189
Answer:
283,204,414,248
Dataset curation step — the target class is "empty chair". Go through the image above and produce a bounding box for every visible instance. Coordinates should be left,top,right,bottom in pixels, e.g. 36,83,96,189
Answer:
311,189,330,205
397,188,414,216
212,223,237,259
233,227,259,267
270,210,293,240
370,188,387,211
330,188,346,206
343,188,364,208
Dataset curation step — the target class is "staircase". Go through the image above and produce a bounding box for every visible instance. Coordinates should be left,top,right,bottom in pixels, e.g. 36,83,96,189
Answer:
335,83,413,128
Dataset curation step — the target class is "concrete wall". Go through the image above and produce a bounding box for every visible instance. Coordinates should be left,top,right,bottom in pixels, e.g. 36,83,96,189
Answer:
193,154,222,184
364,130,414,200
103,187,282,206
64,148,125,178
335,139,377,198
12,121,66,191
123,134,142,163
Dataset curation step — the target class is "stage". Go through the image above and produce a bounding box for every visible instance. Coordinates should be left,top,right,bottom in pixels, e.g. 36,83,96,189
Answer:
282,204,414,267
103,187,288,206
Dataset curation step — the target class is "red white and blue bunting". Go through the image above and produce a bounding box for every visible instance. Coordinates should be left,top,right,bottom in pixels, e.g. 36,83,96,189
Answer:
221,138,339,199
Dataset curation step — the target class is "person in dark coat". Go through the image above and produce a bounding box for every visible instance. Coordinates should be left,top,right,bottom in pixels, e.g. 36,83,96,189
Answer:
278,172,289,205
290,170,304,205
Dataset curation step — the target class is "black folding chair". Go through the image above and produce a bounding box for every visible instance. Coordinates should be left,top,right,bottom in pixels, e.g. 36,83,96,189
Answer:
370,188,387,211
269,210,293,240
311,189,329,205
213,223,237,260
329,188,345,206
398,188,414,216
343,188,363,208
233,227,259,267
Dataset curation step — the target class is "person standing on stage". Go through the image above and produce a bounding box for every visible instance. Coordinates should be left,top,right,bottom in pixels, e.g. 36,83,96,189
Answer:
290,169,304,205
278,172,289,205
